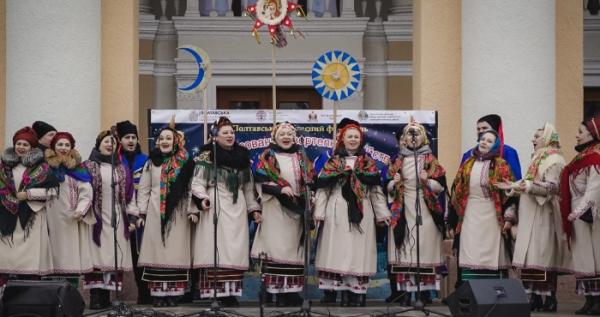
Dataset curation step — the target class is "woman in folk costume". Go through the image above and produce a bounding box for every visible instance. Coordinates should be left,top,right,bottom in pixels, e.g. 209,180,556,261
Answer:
385,117,446,306
448,130,517,281
560,114,600,315
251,122,314,307
496,123,570,312
131,121,196,308
314,118,391,307
0,127,57,285
45,132,95,285
83,130,134,309
191,116,261,307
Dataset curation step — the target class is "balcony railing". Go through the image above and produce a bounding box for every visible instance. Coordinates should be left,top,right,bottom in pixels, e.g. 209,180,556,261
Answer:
146,0,392,21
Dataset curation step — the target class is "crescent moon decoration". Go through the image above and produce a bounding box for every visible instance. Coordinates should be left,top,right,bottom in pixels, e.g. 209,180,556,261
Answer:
312,50,361,101
177,45,212,92
244,0,306,48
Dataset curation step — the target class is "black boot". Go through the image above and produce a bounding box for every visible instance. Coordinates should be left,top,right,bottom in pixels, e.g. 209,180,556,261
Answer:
530,293,543,312
321,290,337,304
287,293,303,306
89,289,102,310
542,292,557,312
100,289,111,308
420,291,432,304
166,296,178,307
340,291,350,307
575,295,593,314
276,294,287,307
386,273,401,303
403,292,413,307
588,296,600,315
152,296,165,307
354,294,366,307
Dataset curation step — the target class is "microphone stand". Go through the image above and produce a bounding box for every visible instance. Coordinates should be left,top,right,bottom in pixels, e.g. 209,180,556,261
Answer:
375,132,449,317
107,134,132,317
196,137,248,317
272,136,331,317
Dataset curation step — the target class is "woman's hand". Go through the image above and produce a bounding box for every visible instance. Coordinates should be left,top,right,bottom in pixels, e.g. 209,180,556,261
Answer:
495,180,514,191
393,173,401,183
16,192,27,201
502,221,513,234
188,214,199,224
137,217,146,227
568,212,578,222
281,186,295,197
253,211,262,224
419,170,428,183
73,212,84,221
376,218,391,227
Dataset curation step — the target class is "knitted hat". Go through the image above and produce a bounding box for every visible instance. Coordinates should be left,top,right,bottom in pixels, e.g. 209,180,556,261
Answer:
32,121,57,139
95,130,112,150
13,127,39,147
51,132,76,150
116,120,138,139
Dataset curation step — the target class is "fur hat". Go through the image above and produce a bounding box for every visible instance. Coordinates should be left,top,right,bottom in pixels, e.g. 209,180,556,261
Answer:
95,130,112,150
32,121,57,139
51,132,76,150
116,120,138,139
13,127,39,147
477,114,502,132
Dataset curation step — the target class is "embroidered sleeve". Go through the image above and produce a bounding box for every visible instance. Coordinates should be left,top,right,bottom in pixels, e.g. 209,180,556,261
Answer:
369,186,391,221
76,181,93,215
572,166,600,218
242,170,261,213
313,188,329,221
26,188,56,201
526,163,562,200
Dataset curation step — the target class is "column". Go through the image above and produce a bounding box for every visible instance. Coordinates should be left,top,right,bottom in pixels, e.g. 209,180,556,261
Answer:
0,0,5,150
5,0,101,154
413,0,461,192
154,0,177,109
340,0,355,17
185,0,201,17
363,19,387,109
101,0,139,130
556,0,583,159
462,0,556,173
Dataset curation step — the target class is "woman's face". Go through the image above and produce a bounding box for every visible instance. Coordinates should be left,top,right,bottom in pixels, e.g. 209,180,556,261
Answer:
478,132,497,154
531,129,544,151
54,138,72,156
216,125,235,148
99,136,115,156
342,128,361,152
403,127,425,148
275,126,295,150
14,140,31,157
576,124,594,146
157,130,175,154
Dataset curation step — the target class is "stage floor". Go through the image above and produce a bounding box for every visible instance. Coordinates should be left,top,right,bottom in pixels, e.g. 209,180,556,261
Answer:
82,300,586,317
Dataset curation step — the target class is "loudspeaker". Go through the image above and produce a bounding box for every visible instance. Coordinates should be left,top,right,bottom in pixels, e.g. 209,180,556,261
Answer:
1,280,85,317
445,278,530,317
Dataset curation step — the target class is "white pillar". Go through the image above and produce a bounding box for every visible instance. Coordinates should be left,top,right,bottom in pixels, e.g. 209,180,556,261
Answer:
462,0,555,172
185,0,201,17
154,15,177,109
340,0,355,17
209,0,218,16
323,0,332,17
307,0,315,17
5,0,101,155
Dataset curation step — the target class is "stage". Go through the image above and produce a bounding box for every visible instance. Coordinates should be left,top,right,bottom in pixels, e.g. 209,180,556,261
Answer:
82,300,585,317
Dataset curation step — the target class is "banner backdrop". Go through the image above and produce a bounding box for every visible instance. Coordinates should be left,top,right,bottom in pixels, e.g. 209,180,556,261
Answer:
149,109,439,300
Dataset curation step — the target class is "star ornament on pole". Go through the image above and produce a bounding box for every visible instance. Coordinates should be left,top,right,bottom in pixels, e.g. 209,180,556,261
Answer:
245,0,306,47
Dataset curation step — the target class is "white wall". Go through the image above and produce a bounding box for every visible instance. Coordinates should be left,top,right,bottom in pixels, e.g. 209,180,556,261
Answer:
6,0,101,156
462,0,556,173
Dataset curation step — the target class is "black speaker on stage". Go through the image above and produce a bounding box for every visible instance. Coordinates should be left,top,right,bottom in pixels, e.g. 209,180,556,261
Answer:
1,280,85,317
445,278,530,317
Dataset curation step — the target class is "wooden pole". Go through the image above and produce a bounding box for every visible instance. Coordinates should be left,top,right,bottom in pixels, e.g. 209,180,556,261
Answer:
332,100,337,150
203,88,209,144
272,43,277,128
